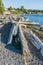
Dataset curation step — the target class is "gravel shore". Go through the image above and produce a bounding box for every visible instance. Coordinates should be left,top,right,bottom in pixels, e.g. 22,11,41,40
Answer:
0,42,25,65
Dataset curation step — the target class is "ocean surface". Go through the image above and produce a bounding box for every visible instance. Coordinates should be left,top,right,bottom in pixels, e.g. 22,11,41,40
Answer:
22,14,43,25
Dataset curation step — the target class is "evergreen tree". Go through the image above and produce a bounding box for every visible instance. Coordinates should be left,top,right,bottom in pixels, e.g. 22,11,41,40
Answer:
8,6,13,10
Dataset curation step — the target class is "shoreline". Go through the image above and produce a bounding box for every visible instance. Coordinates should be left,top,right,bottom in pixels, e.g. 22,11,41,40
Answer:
21,13,43,16
20,14,43,25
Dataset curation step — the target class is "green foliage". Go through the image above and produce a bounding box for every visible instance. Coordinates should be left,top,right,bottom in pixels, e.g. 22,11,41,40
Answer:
20,6,24,11
0,7,4,14
7,5,43,14
8,6,13,10
10,10,23,15
14,38,21,49
0,0,5,14
16,39,21,49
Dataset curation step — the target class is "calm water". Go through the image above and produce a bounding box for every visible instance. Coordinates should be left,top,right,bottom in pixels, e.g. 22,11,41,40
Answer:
23,14,43,25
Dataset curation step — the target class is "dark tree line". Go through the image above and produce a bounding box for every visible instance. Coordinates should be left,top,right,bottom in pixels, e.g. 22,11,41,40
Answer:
8,6,43,14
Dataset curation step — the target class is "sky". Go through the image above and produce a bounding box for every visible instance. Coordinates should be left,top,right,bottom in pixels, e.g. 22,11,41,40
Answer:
3,0,43,10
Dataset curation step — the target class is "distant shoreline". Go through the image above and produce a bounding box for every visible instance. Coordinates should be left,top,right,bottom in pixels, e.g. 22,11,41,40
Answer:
21,13,43,16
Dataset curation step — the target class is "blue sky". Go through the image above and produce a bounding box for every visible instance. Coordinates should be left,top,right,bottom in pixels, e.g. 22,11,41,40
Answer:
3,0,43,10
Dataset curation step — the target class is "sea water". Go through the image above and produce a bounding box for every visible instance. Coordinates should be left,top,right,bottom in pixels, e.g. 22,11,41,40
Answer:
23,14,43,25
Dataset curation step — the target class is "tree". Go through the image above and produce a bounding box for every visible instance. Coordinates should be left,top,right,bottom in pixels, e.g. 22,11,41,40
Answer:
8,6,13,10
0,0,5,14
20,6,24,11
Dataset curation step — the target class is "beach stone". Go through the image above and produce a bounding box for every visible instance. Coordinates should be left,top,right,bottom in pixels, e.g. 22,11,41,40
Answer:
10,64,14,65
0,41,25,65
0,16,43,65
